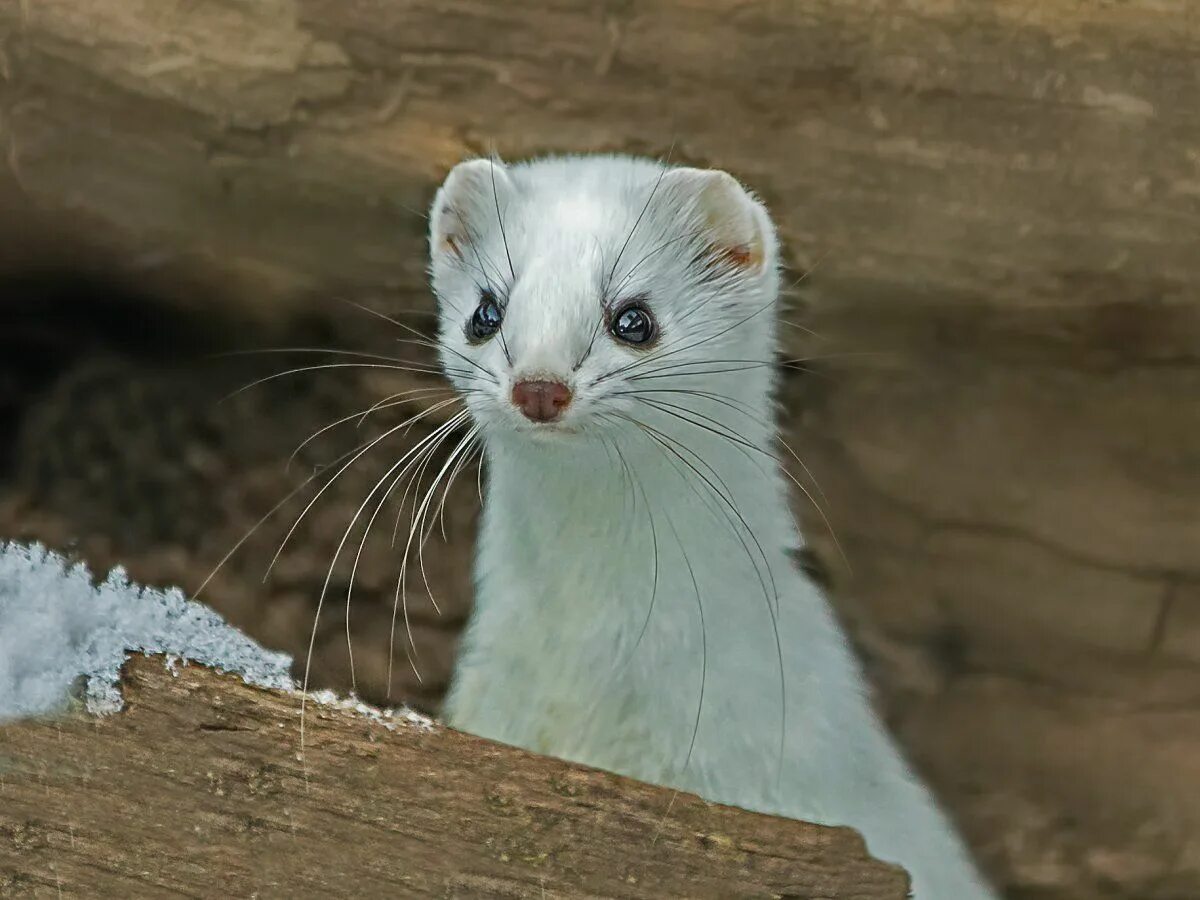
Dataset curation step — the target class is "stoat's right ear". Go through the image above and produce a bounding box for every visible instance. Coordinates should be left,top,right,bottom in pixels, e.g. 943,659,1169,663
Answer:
429,158,513,260
660,167,776,276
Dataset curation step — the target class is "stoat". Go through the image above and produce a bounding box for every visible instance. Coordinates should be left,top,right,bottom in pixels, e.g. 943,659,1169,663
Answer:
427,154,996,899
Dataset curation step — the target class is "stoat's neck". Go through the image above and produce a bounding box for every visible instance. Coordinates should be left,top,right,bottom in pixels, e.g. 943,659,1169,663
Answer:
447,403,828,794
481,409,801,627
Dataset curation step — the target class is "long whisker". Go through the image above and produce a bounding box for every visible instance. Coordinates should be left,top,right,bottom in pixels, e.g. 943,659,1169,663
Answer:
222,361,479,402
287,388,456,471
432,431,482,543
219,346,481,381
475,443,486,505
449,206,503,294
597,422,659,657
385,411,473,690
196,399,458,604
266,401,462,582
618,387,847,571
662,508,705,779
409,424,480,601
387,418,477,689
609,225,708,301
618,412,787,781
489,155,516,281
593,263,844,386
633,395,848,574
604,153,672,297
480,156,519,366
410,427,471,601
300,407,469,758
592,294,772,386
335,298,501,385
576,225,713,371
190,428,389,602
336,400,469,693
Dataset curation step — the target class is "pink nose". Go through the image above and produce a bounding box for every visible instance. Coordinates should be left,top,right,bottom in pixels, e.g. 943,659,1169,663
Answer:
511,379,572,423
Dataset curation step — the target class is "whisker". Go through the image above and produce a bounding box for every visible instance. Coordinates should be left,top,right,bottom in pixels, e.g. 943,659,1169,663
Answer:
190,430,388,602
662,509,705,780
575,225,712,371
336,298,501,385
475,442,486,505
617,384,834,509
433,431,482,543
300,407,469,759
609,225,709,301
618,412,787,782
618,413,771,619
265,400,463,583
386,419,477,690
415,426,481,595
220,345,479,381
625,393,849,574
407,423,478,605
385,412,473,690
448,207,503,294
287,388,456,472
195,399,458,606
222,361,478,403
489,155,516,281
604,153,672,297
596,422,659,658
335,399,471,694
631,395,762,457
593,283,793,387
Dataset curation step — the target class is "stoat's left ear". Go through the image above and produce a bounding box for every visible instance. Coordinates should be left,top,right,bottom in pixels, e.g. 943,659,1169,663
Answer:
429,157,514,260
661,167,776,275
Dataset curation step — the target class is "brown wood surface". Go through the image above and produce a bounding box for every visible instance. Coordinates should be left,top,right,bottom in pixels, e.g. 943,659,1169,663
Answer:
0,1,1196,317
0,655,908,899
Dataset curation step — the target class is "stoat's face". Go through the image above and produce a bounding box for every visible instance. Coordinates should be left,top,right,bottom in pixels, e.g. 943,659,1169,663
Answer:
428,155,780,443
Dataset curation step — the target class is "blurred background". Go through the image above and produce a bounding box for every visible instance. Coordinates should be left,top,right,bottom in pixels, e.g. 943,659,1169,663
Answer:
1,3,1197,898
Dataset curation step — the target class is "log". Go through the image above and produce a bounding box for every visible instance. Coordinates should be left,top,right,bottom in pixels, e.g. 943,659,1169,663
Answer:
1,1,1197,319
0,655,908,899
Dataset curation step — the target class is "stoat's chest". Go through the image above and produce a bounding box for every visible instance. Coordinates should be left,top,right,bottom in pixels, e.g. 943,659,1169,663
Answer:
447,446,813,785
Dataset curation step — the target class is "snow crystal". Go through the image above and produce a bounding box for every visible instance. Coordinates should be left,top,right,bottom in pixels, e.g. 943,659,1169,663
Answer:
0,541,295,723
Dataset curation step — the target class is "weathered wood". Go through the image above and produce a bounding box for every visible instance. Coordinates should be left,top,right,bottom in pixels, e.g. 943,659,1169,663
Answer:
0,655,908,899
1,1,1198,319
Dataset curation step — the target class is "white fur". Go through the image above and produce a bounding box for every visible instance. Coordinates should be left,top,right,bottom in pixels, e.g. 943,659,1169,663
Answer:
428,154,997,899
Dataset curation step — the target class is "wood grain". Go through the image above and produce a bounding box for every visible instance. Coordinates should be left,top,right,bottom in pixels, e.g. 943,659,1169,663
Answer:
0,656,908,899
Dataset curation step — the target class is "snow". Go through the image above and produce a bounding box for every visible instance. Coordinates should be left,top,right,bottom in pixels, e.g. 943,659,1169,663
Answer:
0,541,294,723
0,541,437,732
306,688,436,732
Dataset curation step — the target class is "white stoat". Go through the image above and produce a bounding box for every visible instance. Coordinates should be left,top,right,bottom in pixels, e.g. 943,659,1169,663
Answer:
426,153,996,899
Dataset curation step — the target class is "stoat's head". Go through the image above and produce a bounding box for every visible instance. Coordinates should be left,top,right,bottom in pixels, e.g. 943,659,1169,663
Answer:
428,154,780,442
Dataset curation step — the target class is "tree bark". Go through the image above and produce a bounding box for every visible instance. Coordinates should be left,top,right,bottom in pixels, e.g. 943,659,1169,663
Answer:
0,655,907,899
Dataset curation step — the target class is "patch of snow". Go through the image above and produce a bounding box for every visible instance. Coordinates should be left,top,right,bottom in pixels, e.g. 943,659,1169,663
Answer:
0,542,437,733
307,688,436,732
0,541,437,734
0,541,294,723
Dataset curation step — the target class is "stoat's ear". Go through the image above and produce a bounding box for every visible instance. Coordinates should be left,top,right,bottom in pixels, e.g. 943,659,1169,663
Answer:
429,158,514,260
662,167,775,275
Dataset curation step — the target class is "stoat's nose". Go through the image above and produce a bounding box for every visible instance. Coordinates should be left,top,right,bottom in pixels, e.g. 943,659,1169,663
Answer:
511,379,572,423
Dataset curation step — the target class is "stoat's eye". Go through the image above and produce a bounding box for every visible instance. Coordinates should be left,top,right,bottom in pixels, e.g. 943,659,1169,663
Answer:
610,301,657,347
467,290,504,343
